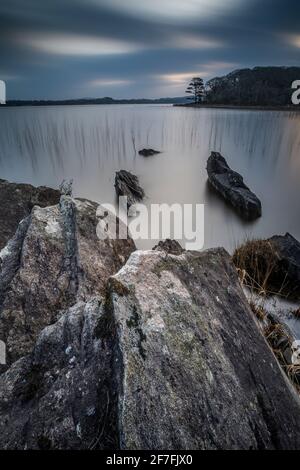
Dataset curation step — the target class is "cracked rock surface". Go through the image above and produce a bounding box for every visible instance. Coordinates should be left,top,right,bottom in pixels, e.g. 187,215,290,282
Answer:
0,297,118,449
0,180,300,450
110,248,300,450
0,193,135,369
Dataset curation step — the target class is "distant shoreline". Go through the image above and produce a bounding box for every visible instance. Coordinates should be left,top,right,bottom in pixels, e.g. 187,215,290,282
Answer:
174,103,300,112
1,97,186,108
2,101,300,111
2,102,299,111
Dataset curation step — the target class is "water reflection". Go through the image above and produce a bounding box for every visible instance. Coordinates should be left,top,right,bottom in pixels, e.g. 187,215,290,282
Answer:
0,104,299,251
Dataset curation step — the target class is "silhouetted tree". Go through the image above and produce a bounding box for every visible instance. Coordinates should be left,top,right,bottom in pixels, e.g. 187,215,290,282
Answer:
185,77,205,104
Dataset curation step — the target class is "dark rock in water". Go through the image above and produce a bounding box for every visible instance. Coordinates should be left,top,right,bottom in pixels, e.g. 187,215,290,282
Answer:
233,233,300,300
138,148,160,157
0,195,135,370
115,170,145,208
153,239,184,255
206,152,262,220
0,179,60,250
109,248,300,450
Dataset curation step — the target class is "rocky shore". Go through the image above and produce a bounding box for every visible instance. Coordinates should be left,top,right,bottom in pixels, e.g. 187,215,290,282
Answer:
0,179,300,450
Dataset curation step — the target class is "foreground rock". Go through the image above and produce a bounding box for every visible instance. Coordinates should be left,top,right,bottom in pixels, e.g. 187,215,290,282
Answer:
0,297,117,449
115,170,145,208
1,243,300,449
110,247,300,449
138,148,160,157
233,233,300,300
0,195,135,369
0,179,60,250
207,152,262,220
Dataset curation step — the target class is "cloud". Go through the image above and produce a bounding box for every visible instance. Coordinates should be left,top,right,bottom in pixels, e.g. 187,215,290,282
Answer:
89,78,134,87
0,74,21,81
171,34,225,50
158,72,210,86
1,0,299,99
93,0,244,22
157,62,237,87
19,32,141,56
285,34,300,49
200,61,238,74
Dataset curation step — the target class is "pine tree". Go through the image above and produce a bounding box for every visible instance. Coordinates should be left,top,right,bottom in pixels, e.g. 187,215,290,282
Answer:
185,77,205,104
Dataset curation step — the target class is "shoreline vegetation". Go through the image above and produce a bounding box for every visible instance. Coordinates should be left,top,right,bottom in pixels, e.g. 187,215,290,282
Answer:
1,97,188,107
233,234,300,392
3,101,300,111
0,97,300,112
174,103,300,111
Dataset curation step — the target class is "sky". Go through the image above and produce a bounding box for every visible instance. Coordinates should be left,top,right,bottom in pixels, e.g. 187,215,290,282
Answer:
0,0,299,100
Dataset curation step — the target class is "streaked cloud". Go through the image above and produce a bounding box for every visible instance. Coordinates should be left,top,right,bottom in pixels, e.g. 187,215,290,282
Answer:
89,78,134,87
157,72,210,87
203,61,237,69
157,62,237,87
95,0,244,22
171,34,225,50
19,32,141,56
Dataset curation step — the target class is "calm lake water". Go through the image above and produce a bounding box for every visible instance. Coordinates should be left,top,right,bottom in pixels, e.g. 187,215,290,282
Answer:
0,104,300,251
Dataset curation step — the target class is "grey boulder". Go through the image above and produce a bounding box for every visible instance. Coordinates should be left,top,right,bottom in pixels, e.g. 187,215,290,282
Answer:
1,245,300,449
109,247,300,449
0,179,60,250
0,196,135,369
0,297,117,450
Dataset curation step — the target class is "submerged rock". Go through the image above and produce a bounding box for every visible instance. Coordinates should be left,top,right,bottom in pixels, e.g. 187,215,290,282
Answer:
0,179,60,250
233,233,300,300
206,152,262,220
115,170,145,208
138,148,160,157
0,195,135,369
109,248,300,450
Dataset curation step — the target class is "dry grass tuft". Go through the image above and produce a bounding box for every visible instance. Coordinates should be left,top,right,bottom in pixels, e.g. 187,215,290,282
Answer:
235,238,300,392
233,238,290,298
262,321,300,388
263,322,288,350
